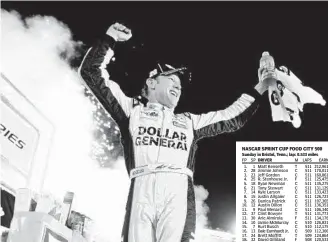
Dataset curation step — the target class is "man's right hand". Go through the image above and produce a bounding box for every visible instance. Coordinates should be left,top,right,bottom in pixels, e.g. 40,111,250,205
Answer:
106,22,132,42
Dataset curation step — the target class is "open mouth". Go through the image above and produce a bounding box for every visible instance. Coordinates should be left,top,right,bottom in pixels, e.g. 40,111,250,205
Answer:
169,90,178,97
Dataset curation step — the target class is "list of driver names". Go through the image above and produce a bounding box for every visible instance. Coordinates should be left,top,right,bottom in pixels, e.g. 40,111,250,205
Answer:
236,142,328,242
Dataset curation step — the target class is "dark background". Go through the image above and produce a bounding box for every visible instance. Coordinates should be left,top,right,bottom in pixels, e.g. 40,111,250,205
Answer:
2,1,328,232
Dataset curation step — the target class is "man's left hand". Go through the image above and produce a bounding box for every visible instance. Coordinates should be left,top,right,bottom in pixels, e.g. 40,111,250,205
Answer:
255,67,276,95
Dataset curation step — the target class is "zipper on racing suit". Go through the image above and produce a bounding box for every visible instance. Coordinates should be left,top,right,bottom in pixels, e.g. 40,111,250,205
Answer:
154,106,166,212
155,106,166,164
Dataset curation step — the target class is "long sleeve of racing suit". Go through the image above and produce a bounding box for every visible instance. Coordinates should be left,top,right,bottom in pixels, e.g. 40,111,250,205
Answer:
185,91,260,171
190,91,260,139
79,34,133,124
79,34,137,173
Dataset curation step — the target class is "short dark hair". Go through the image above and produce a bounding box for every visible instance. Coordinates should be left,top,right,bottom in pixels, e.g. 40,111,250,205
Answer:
141,82,149,98
141,77,159,98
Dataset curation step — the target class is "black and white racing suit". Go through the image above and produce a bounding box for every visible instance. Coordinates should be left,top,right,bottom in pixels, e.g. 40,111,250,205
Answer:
79,33,260,242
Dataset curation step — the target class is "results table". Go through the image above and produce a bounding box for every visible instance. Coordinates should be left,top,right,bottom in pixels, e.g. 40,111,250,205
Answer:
236,142,328,242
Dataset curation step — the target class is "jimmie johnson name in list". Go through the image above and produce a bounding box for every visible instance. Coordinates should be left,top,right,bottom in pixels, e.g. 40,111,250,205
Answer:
236,142,328,242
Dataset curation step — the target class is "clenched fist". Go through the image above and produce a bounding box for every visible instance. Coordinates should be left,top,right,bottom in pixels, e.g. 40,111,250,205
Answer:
106,22,132,42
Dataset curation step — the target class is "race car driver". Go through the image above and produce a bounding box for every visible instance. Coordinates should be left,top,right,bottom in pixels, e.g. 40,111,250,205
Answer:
79,22,269,242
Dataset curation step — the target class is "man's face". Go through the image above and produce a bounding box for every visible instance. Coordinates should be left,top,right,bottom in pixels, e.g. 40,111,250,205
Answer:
154,74,182,109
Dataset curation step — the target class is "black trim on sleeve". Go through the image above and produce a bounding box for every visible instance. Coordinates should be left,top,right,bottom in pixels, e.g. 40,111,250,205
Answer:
103,34,117,50
244,86,263,100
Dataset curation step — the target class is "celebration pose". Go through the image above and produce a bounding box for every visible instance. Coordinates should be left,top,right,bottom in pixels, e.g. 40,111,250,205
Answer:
79,22,268,242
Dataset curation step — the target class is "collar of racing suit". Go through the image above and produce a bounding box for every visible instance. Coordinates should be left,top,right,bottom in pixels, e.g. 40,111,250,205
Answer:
146,102,174,113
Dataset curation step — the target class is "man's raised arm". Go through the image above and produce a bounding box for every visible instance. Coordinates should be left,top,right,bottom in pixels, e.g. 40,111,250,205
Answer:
190,75,268,139
79,23,133,125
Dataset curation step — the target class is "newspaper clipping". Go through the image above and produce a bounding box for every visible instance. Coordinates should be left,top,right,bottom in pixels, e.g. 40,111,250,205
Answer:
1,1,327,242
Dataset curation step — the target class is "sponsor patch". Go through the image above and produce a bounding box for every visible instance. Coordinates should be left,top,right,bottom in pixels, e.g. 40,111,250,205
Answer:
174,114,186,122
131,168,145,176
140,110,159,120
173,121,187,129
172,115,187,129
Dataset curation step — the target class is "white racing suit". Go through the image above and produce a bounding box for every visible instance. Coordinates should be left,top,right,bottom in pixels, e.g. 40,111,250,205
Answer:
79,34,260,242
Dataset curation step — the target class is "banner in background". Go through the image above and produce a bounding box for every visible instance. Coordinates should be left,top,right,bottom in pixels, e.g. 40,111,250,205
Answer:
0,97,39,176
